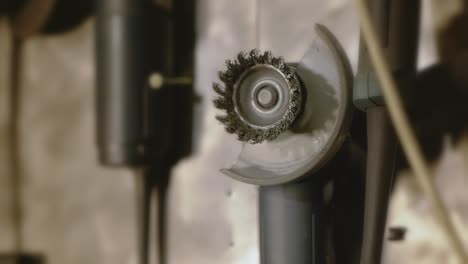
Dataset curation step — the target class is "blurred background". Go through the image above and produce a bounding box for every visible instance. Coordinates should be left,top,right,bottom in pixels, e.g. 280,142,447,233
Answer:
0,0,467,264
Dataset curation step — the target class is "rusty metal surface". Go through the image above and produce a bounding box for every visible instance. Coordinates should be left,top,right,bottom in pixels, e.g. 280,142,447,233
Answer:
0,1,466,264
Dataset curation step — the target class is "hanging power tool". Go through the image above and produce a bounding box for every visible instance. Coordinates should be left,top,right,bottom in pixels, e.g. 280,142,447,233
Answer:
211,1,426,263
213,25,365,263
95,0,194,264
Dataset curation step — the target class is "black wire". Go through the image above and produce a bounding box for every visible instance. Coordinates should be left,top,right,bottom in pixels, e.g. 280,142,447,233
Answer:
10,37,24,252
360,107,397,264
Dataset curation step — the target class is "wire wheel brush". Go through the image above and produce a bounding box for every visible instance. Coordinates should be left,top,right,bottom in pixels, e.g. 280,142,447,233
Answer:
212,49,303,144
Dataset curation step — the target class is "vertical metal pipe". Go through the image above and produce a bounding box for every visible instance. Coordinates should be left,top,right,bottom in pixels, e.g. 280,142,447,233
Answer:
95,0,148,166
259,179,326,264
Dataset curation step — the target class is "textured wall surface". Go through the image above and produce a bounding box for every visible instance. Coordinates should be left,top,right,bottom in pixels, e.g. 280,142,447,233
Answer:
0,1,466,264
14,20,138,264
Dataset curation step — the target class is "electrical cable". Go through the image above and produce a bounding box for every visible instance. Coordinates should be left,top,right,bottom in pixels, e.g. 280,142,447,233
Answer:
10,37,24,252
354,0,468,262
361,107,397,264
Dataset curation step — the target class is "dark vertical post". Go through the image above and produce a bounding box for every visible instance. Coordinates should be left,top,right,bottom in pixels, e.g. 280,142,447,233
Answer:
361,107,397,264
359,1,421,263
10,37,23,254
